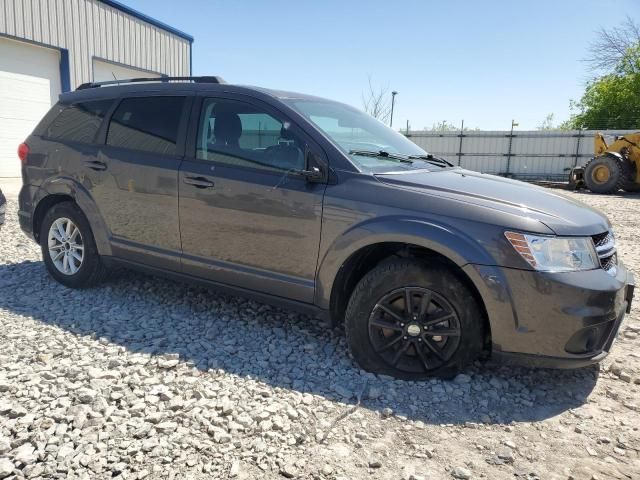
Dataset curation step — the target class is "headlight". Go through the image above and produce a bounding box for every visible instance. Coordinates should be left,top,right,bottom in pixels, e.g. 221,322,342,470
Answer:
505,231,599,272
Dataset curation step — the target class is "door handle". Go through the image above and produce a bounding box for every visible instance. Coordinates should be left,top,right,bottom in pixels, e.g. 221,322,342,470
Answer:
184,176,215,189
84,160,107,171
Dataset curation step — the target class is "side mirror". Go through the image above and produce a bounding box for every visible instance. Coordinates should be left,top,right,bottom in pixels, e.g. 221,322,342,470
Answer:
300,166,324,182
301,148,327,183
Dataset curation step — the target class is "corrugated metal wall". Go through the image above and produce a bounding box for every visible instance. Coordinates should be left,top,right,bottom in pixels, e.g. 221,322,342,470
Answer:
407,130,638,181
0,0,191,89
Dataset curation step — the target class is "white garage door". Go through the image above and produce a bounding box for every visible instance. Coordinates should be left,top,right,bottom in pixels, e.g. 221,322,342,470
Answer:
0,38,61,177
93,59,161,83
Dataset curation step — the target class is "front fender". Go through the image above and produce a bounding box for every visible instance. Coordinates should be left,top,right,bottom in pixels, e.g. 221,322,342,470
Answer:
34,176,111,256
314,215,497,309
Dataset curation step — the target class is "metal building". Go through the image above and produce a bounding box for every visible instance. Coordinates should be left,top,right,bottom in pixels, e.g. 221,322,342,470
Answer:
0,0,193,177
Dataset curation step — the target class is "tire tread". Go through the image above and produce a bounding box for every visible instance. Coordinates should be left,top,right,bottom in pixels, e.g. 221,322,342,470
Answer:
344,258,483,379
40,201,108,289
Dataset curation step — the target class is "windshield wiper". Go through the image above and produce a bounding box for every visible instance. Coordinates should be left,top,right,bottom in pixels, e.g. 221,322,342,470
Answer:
407,154,454,167
348,149,414,164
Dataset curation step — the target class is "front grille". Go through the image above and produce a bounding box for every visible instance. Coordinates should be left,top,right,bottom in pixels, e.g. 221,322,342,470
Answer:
592,231,617,275
601,252,617,271
592,231,613,248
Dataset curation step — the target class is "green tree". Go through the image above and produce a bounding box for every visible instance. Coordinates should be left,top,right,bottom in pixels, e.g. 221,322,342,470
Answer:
426,120,460,132
564,18,640,129
564,44,640,129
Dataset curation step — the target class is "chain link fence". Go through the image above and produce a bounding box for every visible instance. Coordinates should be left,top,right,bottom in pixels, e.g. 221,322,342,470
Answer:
405,129,637,182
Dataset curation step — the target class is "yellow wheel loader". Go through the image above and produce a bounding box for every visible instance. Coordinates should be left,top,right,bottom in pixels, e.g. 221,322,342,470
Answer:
569,132,640,193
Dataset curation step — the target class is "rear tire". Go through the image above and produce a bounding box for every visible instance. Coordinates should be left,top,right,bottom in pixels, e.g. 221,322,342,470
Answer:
40,202,107,288
583,155,624,194
344,259,484,380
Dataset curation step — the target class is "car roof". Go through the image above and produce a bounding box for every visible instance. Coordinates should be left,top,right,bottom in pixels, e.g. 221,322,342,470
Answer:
59,81,331,105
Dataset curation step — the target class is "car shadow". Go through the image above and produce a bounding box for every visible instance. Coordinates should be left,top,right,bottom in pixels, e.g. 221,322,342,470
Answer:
0,260,599,426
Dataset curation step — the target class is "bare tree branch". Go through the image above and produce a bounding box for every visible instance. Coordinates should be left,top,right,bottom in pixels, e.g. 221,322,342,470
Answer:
361,76,392,123
585,16,640,73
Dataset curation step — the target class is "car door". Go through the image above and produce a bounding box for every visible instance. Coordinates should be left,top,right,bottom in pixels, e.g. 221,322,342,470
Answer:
178,95,328,302
90,94,192,271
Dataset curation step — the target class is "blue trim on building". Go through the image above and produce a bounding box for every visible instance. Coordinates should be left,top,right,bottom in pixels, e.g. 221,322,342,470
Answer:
98,0,194,42
59,49,71,92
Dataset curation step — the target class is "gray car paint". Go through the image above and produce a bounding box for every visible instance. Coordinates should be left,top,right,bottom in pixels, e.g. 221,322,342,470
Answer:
17,81,634,368
0,188,5,228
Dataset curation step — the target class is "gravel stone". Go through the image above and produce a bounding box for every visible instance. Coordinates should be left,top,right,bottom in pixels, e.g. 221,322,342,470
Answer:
76,388,98,404
12,443,37,465
0,190,639,479
279,461,297,478
155,421,178,433
0,459,14,479
451,466,472,479
454,373,472,384
0,437,10,455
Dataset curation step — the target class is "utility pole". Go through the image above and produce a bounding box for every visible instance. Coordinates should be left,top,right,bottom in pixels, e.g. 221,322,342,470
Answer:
390,91,398,128
506,119,518,176
457,120,464,166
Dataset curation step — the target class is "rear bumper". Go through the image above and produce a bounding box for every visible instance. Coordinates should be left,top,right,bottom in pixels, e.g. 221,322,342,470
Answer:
17,183,36,240
464,263,634,369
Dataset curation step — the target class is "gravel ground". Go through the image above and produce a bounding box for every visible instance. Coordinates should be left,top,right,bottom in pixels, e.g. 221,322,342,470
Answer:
0,189,639,480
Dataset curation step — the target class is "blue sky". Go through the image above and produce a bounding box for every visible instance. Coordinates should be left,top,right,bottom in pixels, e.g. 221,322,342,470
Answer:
126,0,639,130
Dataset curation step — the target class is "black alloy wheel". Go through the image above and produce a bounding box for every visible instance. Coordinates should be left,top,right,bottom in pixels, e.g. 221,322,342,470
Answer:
368,287,461,374
344,259,484,379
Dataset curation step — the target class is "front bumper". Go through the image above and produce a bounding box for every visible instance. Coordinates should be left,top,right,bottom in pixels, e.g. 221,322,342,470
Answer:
464,263,634,369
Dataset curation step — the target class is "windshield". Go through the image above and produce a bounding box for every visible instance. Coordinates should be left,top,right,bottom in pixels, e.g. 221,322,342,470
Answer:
283,98,438,173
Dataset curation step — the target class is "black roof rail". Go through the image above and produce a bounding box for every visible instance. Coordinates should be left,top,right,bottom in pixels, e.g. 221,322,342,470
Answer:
76,76,226,90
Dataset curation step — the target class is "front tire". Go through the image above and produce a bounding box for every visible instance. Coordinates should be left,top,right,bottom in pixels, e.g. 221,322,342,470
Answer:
344,259,484,380
40,202,107,288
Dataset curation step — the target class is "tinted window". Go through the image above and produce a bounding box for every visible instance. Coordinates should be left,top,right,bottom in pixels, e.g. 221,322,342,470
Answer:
196,98,305,172
107,97,185,155
46,100,112,143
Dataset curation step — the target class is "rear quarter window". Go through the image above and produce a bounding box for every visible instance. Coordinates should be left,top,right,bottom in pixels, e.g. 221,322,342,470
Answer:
45,100,113,144
106,97,186,155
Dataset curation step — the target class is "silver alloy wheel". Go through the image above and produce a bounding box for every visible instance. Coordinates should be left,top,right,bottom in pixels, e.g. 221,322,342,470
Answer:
47,217,84,275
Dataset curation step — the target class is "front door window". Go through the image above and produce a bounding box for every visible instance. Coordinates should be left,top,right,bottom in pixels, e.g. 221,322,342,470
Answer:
196,98,305,172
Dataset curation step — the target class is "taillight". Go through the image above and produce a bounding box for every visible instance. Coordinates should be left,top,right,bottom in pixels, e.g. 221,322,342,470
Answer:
18,142,30,163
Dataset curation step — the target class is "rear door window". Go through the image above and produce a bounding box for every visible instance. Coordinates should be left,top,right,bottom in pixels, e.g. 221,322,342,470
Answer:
46,100,113,144
107,97,186,155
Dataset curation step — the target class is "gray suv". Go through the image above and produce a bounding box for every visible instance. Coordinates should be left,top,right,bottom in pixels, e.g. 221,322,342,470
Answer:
18,77,635,379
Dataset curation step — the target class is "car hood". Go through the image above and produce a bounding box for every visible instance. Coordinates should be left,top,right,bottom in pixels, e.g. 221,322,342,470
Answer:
375,168,611,236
